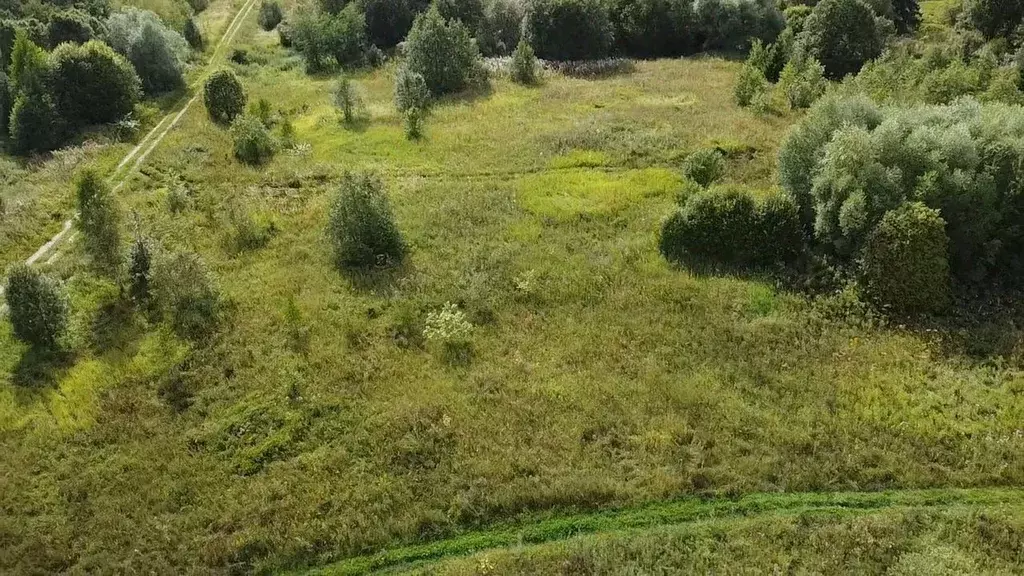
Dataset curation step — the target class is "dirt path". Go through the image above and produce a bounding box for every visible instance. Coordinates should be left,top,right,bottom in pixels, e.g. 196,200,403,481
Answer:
0,0,259,304
298,487,1024,575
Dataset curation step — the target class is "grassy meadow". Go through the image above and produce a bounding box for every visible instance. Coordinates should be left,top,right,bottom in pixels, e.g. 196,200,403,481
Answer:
1,1,1023,573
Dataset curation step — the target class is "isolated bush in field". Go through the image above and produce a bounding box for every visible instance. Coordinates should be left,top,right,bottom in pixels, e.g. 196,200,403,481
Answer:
49,40,141,128
524,0,614,60
610,0,694,58
394,65,430,111
4,264,68,350
660,187,755,266
231,114,276,165
404,5,481,96
404,105,425,139
510,40,538,84
777,53,826,109
230,210,276,251
683,148,726,188
333,76,363,125
477,0,523,55
105,8,188,94
965,0,1024,39
76,168,122,275
127,235,152,306
9,92,67,154
327,171,406,268
204,69,246,123
801,0,886,79
861,202,950,314
154,251,220,340
279,116,297,148
184,17,203,50
735,62,768,107
437,0,484,29
47,8,99,47
360,0,426,49
258,0,284,30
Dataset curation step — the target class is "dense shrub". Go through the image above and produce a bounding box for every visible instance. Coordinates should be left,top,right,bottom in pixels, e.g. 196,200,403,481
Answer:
777,52,826,108
258,0,284,30
154,251,221,340
891,0,920,33
682,148,726,187
735,62,768,107
395,65,429,111
204,69,246,123
105,8,188,94
49,40,140,128
660,186,803,268
404,4,481,95
510,39,538,84
437,0,484,29
184,17,203,50
800,0,886,79
4,264,68,350
476,0,523,55
861,202,950,314
693,0,785,52
964,0,1024,40
231,114,276,165
76,168,122,275
327,171,406,268
360,0,428,49
47,9,100,47
9,92,67,154
524,0,614,60
291,3,367,72
610,0,693,57
333,76,363,124
127,235,152,306
9,29,49,96
0,71,9,132
746,38,787,82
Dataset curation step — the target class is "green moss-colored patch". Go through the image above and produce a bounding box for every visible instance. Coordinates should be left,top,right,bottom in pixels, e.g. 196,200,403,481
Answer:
517,168,682,220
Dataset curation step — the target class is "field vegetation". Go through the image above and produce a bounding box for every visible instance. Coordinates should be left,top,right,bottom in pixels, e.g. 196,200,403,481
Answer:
1,0,1023,572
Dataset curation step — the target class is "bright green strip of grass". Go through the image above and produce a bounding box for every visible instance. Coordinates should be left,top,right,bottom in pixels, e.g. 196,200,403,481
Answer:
303,488,1024,575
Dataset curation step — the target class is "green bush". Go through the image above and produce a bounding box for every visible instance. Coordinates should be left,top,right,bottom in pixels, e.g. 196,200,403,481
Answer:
105,8,188,94
510,39,538,84
204,69,246,123
231,114,276,165
524,0,615,60
965,0,1023,39
404,105,425,139
891,0,920,33
360,0,428,49
693,0,785,53
395,65,430,111
49,40,141,128
258,0,284,30
188,0,209,13
477,0,523,55
76,168,122,275
154,251,221,340
735,62,768,107
800,0,886,79
861,202,950,315
609,0,694,57
47,9,99,47
327,171,406,268
404,4,481,96
5,264,68,350
184,17,203,50
9,91,67,154
784,4,812,32
9,29,49,96
777,52,826,109
333,76,363,125
682,148,726,188
291,3,367,72
127,235,152,306
0,71,9,132
753,192,805,265
437,0,484,29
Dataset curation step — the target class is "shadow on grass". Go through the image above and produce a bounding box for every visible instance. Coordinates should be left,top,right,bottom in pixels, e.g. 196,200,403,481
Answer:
434,81,495,108
90,297,145,355
13,347,75,389
342,260,416,296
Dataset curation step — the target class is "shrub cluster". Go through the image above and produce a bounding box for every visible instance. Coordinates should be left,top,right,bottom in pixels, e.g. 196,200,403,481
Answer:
799,0,888,79
105,8,188,94
660,186,804,268
291,3,368,72
327,171,406,268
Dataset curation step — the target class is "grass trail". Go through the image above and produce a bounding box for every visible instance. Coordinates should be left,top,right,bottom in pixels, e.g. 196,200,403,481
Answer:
302,487,1024,575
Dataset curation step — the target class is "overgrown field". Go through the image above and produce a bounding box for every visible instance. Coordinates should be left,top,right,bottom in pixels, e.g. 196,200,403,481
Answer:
2,2,1023,574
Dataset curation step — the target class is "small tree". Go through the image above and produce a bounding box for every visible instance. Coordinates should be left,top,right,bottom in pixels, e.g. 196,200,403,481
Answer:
734,62,768,107
5,264,68,350
9,30,49,96
404,4,481,96
184,18,204,50
394,65,429,112
801,0,885,79
683,148,725,188
127,235,152,306
327,171,406,268
510,39,538,84
204,69,246,123
333,76,363,125
258,0,284,30
231,114,276,165
49,40,142,128
404,105,425,139
9,91,67,154
76,168,122,276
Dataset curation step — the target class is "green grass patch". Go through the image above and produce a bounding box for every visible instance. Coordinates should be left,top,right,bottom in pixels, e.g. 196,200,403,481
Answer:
516,167,682,220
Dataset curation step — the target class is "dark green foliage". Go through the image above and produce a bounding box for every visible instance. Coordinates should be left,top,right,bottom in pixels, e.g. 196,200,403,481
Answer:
394,65,429,111
682,148,725,188
510,39,537,84
436,0,483,29
360,0,429,49
965,0,1024,40
4,263,68,350
105,9,188,94
76,168,122,276
154,251,220,340
278,22,292,47
231,114,276,165
127,235,152,306
746,37,788,82
184,17,203,50
188,0,209,13
891,0,920,33
611,0,694,57
861,202,950,314
692,0,785,53
204,69,246,123
524,0,614,60
784,4,812,32
49,40,140,128
258,0,283,30
291,3,367,72
404,4,481,95
801,0,885,79
660,186,803,268
0,70,10,133
327,171,406,268
46,9,99,47
476,0,523,55
9,91,67,154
